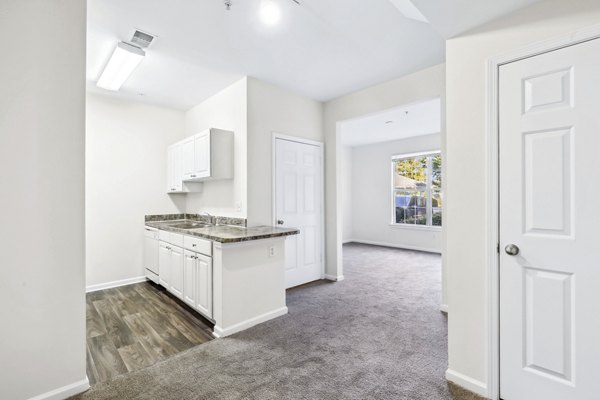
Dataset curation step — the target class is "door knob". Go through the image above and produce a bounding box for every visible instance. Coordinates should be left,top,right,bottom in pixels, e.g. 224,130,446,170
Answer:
277,219,284,225
505,244,520,256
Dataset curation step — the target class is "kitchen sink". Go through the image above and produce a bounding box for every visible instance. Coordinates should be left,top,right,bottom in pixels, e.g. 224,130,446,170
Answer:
166,221,212,229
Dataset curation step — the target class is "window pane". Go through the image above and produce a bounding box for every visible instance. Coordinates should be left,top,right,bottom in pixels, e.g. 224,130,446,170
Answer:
394,190,410,223
431,154,442,189
432,189,442,226
403,190,427,225
394,157,427,190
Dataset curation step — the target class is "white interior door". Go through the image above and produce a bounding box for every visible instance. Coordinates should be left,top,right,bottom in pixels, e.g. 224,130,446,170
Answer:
499,38,600,400
275,137,323,289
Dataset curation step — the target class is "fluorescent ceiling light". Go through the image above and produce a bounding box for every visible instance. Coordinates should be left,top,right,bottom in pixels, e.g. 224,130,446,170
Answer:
260,0,282,25
388,0,429,23
97,42,145,91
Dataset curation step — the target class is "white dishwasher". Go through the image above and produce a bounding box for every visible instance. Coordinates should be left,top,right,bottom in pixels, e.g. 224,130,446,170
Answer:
144,226,160,283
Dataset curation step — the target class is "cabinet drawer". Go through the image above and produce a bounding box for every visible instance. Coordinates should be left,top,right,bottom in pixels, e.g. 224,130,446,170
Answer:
184,235,212,256
159,230,184,247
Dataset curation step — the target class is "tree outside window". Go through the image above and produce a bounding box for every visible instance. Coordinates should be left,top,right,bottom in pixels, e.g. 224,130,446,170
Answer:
393,153,442,227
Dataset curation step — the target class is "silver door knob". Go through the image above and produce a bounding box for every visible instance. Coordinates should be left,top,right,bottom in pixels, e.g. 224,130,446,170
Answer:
277,220,284,225
505,244,520,256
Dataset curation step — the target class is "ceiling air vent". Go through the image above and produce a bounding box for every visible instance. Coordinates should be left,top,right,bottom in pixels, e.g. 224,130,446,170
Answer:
130,30,156,49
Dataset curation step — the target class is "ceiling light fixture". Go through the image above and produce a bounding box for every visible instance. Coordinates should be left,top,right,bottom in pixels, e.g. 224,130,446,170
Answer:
97,41,145,91
260,0,281,25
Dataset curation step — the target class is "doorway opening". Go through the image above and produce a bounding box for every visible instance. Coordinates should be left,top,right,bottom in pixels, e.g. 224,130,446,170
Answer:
337,98,444,296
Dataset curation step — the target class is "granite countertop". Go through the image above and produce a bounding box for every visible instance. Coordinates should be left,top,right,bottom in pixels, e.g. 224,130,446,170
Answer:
145,219,300,243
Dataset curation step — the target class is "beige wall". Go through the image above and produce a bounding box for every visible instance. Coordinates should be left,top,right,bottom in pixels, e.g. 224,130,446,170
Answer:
246,77,324,226
86,94,186,289
324,63,446,279
445,0,600,396
185,78,248,218
0,0,88,398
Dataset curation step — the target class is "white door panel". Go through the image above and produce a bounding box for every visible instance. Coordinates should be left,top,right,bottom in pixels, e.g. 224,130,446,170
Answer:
499,38,600,400
275,138,323,288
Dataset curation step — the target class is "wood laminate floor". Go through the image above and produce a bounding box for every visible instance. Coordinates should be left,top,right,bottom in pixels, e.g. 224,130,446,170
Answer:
86,282,214,385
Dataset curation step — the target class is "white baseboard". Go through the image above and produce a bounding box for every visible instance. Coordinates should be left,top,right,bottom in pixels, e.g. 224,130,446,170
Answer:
440,304,448,313
28,377,89,400
445,369,488,398
213,306,288,338
86,276,147,293
324,274,345,282
348,239,441,254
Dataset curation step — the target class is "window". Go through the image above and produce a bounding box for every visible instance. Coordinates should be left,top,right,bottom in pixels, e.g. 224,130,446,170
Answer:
392,152,442,227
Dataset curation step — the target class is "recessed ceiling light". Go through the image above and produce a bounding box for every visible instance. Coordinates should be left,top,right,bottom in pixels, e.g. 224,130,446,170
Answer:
260,0,281,25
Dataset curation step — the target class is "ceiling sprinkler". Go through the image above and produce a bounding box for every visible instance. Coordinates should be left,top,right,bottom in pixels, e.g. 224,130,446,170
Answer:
224,0,232,10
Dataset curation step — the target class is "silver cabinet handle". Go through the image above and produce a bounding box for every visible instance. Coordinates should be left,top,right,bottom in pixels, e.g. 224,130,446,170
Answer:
191,175,196,178
277,220,284,225
505,244,520,256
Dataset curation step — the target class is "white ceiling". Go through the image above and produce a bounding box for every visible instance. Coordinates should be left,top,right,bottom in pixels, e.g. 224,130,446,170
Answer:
412,0,542,38
340,98,441,147
87,0,541,110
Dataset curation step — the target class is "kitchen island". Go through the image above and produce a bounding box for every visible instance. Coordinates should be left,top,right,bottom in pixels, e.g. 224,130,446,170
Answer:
144,214,299,337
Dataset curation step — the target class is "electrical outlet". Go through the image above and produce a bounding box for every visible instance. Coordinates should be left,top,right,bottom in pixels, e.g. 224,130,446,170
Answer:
269,246,275,257
235,201,242,212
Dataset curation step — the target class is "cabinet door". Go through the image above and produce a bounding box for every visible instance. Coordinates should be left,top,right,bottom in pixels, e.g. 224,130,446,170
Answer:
194,132,211,178
167,146,177,192
158,241,171,287
196,254,213,319
174,143,184,191
167,143,184,192
183,251,197,309
181,137,195,180
169,246,184,300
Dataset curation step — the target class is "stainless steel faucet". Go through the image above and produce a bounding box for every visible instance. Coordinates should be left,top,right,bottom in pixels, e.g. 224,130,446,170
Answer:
202,212,215,225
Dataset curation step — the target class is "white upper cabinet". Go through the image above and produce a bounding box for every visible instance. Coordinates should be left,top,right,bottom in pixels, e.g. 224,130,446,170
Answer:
167,139,202,194
182,128,234,182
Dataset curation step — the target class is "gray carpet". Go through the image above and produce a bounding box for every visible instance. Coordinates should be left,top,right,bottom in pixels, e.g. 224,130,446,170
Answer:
73,243,479,400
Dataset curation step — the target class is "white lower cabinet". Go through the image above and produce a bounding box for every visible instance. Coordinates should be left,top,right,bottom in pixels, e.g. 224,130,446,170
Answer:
183,250,213,319
158,240,184,301
157,234,213,320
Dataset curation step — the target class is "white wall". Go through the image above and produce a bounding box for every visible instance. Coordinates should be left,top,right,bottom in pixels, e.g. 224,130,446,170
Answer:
445,0,600,396
346,134,441,253
341,146,353,243
0,0,88,398
184,78,248,218
324,64,446,279
86,94,186,289
246,77,324,226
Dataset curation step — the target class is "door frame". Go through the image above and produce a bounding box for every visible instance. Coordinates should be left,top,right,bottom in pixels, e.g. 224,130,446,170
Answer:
272,132,326,280
485,24,600,400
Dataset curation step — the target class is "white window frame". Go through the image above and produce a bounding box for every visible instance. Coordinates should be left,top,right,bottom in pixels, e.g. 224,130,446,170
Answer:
390,150,442,229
